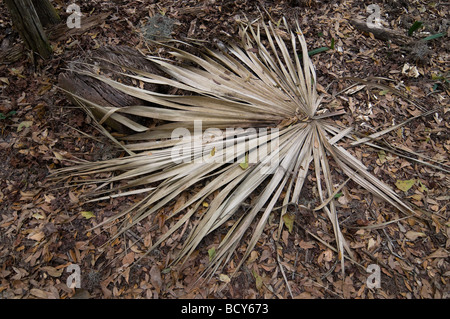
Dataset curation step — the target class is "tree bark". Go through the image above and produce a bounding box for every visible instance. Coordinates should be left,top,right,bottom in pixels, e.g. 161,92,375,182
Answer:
4,0,52,59
31,0,61,27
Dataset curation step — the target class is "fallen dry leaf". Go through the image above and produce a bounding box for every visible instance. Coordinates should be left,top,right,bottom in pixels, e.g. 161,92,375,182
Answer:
219,274,231,283
122,251,135,266
294,292,312,299
405,231,426,241
425,248,449,259
299,240,315,249
30,288,54,299
28,231,45,242
41,266,63,277
150,265,162,293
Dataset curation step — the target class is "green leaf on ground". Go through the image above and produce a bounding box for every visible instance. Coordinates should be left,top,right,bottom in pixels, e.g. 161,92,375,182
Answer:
418,180,428,192
408,21,423,36
378,150,386,163
282,213,295,233
395,179,416,192
422,32,445,41
308,47,330,56
208,247,216,262
239,153,249,170
81,211,95,219
17,121,33,132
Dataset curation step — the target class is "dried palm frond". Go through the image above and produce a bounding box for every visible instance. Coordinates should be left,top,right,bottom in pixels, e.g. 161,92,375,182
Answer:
53,17,418,279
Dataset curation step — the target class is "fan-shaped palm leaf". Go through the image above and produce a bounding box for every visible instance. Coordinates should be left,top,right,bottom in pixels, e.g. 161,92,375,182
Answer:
53,17,416,279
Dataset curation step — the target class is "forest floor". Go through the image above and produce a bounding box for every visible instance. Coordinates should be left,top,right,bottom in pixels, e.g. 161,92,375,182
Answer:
0,0,449,299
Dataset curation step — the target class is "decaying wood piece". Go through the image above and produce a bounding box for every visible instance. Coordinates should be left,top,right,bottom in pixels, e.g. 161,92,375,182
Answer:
350,19,410,46
59,46,164,133
47,11,112,42
0,44,24,64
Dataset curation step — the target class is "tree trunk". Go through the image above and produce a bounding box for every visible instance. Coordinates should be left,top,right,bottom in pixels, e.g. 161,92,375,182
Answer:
31,0,61,27
4,0,52,59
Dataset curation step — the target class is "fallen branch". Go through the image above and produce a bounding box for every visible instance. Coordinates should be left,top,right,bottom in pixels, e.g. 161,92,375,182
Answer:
350,19,410,46
47,11,111,41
